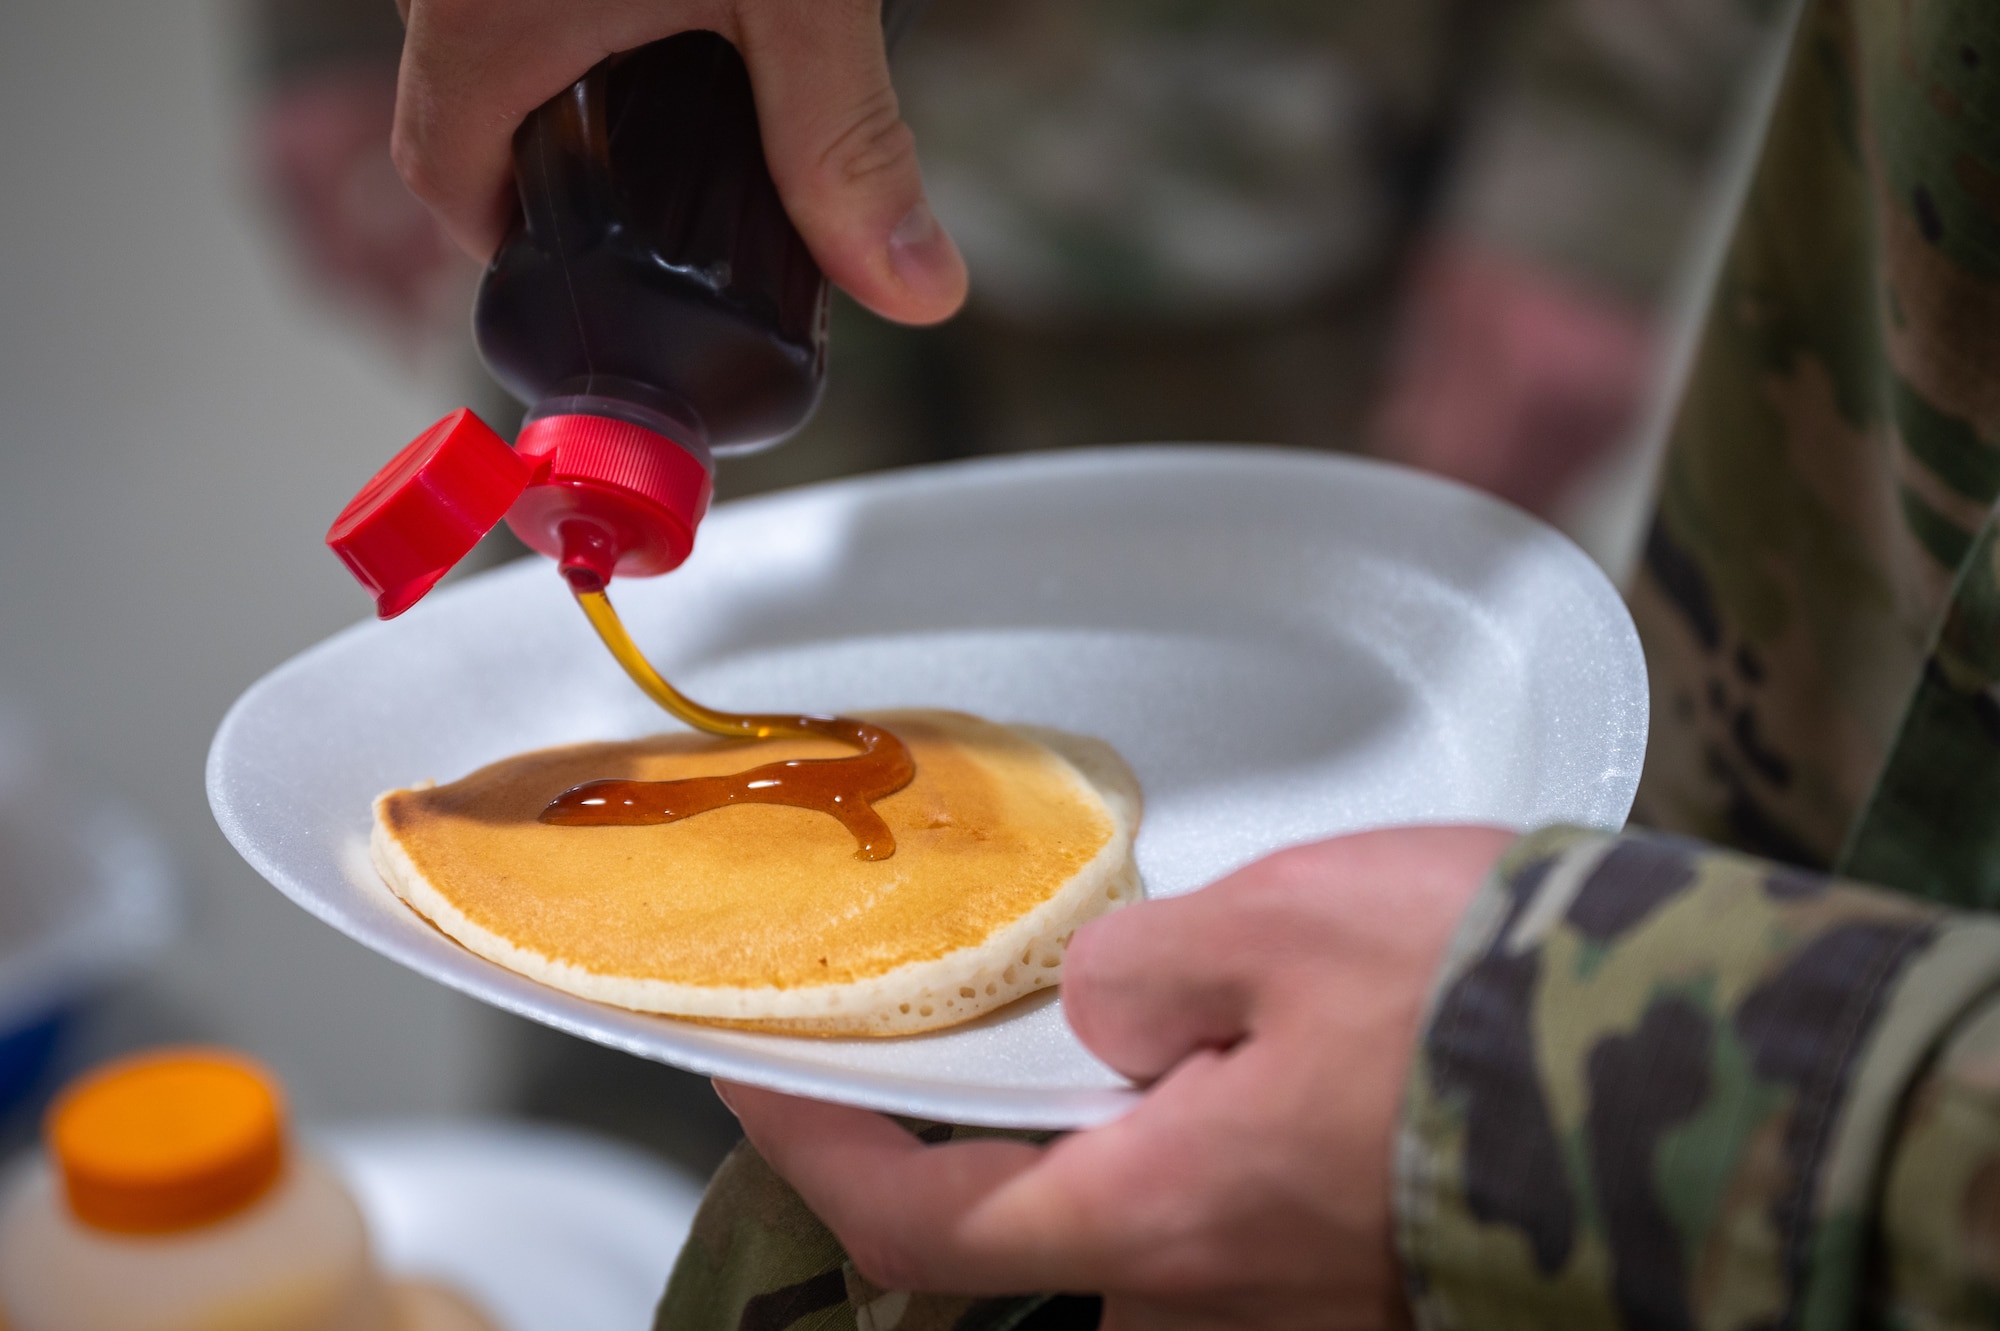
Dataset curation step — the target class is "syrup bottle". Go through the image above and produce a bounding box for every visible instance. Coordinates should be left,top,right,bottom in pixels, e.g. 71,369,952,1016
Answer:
329,9,922,614
480,31,829,463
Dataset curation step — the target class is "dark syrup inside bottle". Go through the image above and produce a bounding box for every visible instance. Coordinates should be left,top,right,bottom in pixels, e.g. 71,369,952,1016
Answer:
475,32,829,452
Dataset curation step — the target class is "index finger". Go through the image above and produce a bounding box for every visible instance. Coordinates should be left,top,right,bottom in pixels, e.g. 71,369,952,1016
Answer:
720,1059,1235,1296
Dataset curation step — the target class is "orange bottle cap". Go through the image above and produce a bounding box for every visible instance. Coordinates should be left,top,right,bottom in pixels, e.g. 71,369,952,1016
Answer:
47,1048,286,1234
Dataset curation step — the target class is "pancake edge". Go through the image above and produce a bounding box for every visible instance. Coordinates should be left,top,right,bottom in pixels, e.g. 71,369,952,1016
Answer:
370,720,1142,1037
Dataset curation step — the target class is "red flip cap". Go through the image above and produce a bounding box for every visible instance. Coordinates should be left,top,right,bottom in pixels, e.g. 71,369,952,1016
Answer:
325,408,712,619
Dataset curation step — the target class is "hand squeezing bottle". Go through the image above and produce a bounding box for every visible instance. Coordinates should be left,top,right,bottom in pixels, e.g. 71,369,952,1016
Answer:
323,20,927,858
328,30,828,613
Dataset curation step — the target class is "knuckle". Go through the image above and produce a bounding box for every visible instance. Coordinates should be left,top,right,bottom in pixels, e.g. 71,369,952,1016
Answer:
1061,983,1119,1054
815,86,917,191
1060,920,1114,991
1258,842,1331,888
1062,933,1145,1026
1228,858,1324,923
387,123,439,204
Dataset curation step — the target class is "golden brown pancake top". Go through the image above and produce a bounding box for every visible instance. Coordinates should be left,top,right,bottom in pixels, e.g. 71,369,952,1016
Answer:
375,711,1116,990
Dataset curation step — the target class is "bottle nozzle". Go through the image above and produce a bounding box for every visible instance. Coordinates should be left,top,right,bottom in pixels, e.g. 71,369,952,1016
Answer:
557,519,619,593
503,412,712,582
327,407,712,617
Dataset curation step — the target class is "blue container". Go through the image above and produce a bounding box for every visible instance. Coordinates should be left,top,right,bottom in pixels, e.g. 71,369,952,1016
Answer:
0,1007,68,1125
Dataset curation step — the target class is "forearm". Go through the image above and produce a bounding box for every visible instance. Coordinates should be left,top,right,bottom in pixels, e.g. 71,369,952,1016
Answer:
1878,995,2000,1328
1400,826,2000,1327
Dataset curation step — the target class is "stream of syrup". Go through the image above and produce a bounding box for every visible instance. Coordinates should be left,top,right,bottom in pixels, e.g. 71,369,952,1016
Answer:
538,589,916,860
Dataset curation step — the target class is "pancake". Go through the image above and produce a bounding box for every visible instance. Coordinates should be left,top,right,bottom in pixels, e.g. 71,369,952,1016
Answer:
371,709,1142,1036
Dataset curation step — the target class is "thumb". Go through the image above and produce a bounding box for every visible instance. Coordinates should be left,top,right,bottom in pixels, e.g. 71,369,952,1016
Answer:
735,0,966,325
1062,891,1262,1084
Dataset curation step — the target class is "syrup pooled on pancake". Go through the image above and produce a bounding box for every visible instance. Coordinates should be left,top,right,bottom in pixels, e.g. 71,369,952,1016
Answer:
546,589,916,857
372,709,1141,1034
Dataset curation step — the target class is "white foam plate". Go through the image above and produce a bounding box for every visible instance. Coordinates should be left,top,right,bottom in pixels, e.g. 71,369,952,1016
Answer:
209,447,1647,1128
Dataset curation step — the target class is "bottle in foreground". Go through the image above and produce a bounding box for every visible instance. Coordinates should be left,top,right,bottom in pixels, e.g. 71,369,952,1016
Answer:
0,1047,491,1331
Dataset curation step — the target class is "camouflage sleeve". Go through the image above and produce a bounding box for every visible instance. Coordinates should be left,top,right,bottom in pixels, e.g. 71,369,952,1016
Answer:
1435,0,1790,306
1399,824,2000,1330
1879,997,2000,1329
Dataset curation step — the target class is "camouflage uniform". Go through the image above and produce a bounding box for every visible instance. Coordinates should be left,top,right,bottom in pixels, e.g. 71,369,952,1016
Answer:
757,0,1788,477
658,0,2000,1326
1401,828,2000,1330
1624,0,2000,885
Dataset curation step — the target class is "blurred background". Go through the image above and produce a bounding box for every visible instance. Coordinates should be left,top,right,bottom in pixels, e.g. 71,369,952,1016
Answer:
0,0,750,1177
0,0,1793,1272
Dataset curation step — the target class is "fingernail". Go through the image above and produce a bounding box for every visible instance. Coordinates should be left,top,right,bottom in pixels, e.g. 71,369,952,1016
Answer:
888,199,962,301
712,1079,740,1116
